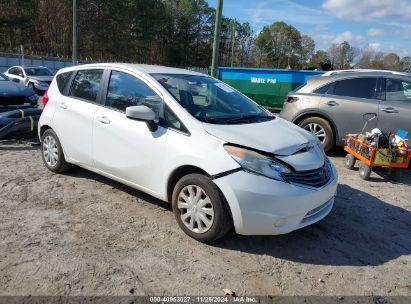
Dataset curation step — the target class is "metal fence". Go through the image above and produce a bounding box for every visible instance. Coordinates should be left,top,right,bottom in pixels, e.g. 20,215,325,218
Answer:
0,53,82,73
0,53,212,76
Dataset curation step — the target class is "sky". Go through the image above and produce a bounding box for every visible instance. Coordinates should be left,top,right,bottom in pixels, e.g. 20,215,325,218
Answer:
207,0,411,57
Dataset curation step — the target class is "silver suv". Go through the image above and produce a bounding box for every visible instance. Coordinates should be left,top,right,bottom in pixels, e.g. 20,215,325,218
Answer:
280,70,411,152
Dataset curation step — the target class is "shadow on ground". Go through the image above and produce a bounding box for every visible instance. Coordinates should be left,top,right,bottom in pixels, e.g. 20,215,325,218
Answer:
0,139,40,151
65,165,411,267
64,166,170,211
215,182,411,266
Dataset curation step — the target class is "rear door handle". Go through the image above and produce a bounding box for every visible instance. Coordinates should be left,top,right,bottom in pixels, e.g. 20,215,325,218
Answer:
381,107,399,114
326,101,338,107
96,116,111,124
59,102,67,109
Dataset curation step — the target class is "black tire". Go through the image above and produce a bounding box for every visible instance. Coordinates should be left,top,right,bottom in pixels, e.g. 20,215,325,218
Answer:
172,174,232,243
359,162,371,180
344,154,356,170
41,129,72,173
388,168,402,182
298,117,335,152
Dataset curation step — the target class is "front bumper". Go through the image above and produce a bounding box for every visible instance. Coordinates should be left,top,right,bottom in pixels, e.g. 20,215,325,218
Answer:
214,164,338,235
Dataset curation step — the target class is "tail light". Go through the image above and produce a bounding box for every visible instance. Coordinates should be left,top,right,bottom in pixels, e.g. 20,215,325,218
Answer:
42,90,49,108
285,96,299,103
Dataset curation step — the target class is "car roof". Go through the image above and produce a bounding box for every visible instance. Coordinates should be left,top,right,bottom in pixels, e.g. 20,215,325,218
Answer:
10,65,49,69
321,69,411,78
295,70,411,94
58,63,208,77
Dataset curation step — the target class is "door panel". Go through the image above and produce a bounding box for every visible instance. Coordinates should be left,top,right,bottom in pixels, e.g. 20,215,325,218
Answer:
52,69,104,166
53,96,98,166
92,69,168,194
319,77,379,142
378,78,411,133
93,107,168,194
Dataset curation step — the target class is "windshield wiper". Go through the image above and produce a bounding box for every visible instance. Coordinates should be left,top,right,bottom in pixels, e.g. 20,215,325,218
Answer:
221,114,275,123
201,114,274,124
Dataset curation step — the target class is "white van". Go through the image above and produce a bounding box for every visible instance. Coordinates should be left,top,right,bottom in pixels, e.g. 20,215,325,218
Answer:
38,63,338,243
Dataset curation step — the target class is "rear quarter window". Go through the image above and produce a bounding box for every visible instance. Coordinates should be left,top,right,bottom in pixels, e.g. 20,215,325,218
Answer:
314,82,334,95
56,71,73,95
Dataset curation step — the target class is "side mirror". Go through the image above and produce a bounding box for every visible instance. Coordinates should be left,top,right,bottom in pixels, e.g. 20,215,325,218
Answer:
12,78,19,83
126,105,158,132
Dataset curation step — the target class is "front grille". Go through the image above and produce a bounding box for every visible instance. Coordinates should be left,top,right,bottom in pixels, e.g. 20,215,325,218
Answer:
282,159,332,188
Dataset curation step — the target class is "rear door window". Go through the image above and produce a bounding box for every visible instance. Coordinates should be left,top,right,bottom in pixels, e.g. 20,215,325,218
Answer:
333,77,378,99
69,69,104,102
386,78,411,103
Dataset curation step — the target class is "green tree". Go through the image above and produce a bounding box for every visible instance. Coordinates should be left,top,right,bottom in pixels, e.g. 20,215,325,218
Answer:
254,21,302,68
299,35,315,67
400,56,411,72
309,50,331,68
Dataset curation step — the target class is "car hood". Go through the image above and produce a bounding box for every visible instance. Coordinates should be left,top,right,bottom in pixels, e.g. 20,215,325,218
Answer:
203,117,325,171
0,81,34,97
28,76,53,82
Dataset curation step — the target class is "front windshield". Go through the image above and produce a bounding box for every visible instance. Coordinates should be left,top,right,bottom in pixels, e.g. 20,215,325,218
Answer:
0,73,7,81
152,73,274,124
24,67,53,76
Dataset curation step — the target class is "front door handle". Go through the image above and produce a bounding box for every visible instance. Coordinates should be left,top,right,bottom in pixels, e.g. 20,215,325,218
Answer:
96,116,111,124
326,100,338,107
381,107,399,114
59,102,67,109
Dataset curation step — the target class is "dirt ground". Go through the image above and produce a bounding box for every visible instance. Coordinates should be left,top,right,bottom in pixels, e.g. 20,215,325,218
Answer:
0,140,410,296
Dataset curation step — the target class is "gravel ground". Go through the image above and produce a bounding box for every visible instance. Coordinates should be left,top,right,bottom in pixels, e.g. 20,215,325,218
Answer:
0,140,410,296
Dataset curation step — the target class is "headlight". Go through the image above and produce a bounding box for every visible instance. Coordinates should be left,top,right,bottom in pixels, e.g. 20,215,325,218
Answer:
224,145,291,181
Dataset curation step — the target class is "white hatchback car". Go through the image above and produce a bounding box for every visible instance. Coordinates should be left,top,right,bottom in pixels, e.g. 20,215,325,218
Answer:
38,63,338,243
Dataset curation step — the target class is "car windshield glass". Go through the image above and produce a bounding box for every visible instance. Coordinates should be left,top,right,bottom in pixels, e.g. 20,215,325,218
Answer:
152,73,274,124
0,74,7,81
24,67,53,76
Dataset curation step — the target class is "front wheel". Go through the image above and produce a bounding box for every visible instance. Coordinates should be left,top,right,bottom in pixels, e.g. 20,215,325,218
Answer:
172,174,232,243
359,162,371,180
344,154,356,170
298,117,335,152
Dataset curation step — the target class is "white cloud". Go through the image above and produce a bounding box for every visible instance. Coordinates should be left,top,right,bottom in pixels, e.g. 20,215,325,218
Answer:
368,42,381,50
323,0,411,22
244,0,332,30
332,31,364,44
367,28,385,37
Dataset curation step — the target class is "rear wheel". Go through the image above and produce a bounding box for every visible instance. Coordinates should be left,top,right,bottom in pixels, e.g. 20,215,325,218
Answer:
172,174,232,243
298,117,335,152
41,129,72,173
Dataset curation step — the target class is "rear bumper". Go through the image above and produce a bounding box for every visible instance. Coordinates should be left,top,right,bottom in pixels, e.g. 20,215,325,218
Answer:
214,164,338,235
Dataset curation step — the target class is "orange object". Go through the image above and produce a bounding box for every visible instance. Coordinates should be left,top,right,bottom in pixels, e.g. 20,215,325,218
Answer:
344,135,411,169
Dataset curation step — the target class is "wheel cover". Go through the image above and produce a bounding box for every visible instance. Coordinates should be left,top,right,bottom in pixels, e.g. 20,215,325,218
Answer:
304,123,326,144
43,135,59,167
177,185,214,234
